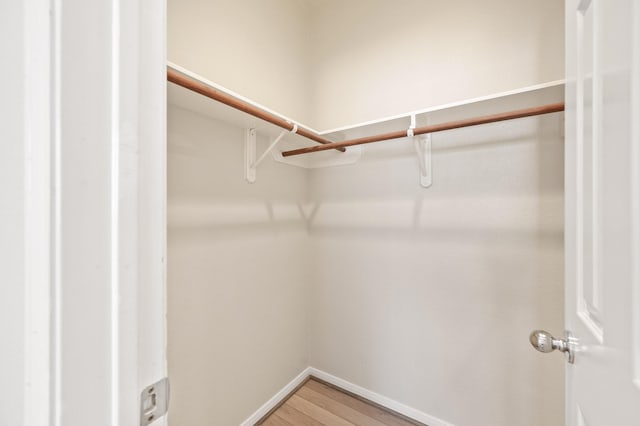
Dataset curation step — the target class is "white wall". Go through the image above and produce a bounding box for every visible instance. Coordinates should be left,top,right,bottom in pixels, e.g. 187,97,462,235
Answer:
307,106,564,426
168,0,313,125
167,105,310,425
0,1,25,424
308,0,565,130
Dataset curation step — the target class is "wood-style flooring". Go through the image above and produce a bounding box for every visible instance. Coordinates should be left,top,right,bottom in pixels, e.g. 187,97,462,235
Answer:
257,377,426,426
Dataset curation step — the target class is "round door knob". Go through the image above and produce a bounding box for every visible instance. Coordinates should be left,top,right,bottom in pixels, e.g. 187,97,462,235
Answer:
530,330,557,353
529,330,575,363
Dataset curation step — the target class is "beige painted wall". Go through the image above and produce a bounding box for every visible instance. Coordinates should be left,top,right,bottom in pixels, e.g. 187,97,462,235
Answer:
309,0,565,129
306,107,564,426
168,0,313,124
169,0,564,131
167,102,565,426
167,105,310,425
167,1,565,425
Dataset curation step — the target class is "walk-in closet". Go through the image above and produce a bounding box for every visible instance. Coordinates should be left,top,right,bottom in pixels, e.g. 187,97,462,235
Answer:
167,1,565,425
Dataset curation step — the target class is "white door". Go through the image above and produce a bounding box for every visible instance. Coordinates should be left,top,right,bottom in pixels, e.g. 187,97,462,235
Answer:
564,0,640,424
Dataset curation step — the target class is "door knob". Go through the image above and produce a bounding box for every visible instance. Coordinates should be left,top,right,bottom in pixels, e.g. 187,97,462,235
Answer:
529,330,575,364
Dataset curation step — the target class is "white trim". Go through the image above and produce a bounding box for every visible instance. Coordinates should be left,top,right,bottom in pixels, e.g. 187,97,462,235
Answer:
134,0,169,423
240,367,455,426
308,368,455,426
631,0,640,389
23,0,52,424
239,367,313,426
51,0,63,422
110,0,121,423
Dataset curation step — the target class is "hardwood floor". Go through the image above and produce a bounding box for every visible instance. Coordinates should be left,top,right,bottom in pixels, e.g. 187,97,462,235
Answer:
257,378,426,426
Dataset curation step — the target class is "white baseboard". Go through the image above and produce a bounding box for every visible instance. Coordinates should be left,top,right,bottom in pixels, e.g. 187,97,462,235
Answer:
240,366,454,426
239,367,312,426
308,367,454,426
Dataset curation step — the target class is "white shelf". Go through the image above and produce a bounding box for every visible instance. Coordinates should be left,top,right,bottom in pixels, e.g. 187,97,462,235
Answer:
167,62,564,169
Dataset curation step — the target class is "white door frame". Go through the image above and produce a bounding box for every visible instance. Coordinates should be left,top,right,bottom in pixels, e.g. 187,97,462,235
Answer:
631,0,640,393
11,0,167,425
0,0,51,424
23,0,54,424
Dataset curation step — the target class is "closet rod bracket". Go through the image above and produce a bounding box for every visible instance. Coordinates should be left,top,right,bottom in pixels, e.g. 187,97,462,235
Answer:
407,114,417,137
414,134,432,188
245,125,298,183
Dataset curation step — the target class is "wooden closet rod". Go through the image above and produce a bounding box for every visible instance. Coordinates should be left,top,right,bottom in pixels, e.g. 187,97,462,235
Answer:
281,102,565,157
167,67,346,152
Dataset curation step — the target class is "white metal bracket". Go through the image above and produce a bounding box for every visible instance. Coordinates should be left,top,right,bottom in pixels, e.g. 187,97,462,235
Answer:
407,113,417,137
414,134,432,188
245,125,298,183
244,129,258,183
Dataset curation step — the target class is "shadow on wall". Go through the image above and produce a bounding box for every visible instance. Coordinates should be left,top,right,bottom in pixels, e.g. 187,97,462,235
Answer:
167,101,565,425
168,115,564,247
167,194,563,246
304,115,565,426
